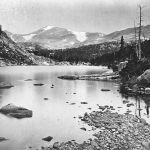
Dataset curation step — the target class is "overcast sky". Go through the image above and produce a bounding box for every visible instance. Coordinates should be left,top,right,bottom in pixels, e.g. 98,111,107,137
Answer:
0,0,150,34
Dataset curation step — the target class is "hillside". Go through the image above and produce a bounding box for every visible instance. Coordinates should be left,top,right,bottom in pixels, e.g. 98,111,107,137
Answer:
0,30,52,66
104,25,150,42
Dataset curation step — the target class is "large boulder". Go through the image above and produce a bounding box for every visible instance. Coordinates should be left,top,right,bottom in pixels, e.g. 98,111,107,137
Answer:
137,69,150,85
0,104,32,118
0,137,7,142
0,82,14,89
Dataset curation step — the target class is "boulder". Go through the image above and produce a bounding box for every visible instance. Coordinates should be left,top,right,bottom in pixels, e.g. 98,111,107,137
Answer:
53,142,59,149
42,136,53,142
137,69,150,85
0,104,32,118
0,137,7,142
141,141,150,149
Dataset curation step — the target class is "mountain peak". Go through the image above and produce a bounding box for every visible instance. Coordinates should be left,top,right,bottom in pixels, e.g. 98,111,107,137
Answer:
42,26,55,31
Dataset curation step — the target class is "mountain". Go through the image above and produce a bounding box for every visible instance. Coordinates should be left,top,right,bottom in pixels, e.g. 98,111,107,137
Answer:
104,25,150,42
5,26,105,49
5,25,150,51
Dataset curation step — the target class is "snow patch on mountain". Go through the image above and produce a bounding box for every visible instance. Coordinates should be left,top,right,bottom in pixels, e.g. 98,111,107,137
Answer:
99,33,104,36
10,35,15,42
72,31,87,42
23,34,36,40
43,26,54,31
70,42,75,45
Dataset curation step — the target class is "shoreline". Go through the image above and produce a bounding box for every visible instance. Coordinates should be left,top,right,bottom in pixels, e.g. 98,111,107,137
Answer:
35,108,150,150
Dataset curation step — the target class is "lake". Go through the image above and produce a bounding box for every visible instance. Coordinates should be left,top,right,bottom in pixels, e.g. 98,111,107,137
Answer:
0,66,150,150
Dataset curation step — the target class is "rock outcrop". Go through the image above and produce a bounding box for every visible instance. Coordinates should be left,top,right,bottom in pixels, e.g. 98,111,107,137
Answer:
118,61,128,72
137,69,150,85
0,104,32,118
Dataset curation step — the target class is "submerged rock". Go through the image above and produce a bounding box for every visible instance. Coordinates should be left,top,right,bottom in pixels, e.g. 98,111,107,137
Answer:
25,79,32,81
0,104,32,118
70,103,76,105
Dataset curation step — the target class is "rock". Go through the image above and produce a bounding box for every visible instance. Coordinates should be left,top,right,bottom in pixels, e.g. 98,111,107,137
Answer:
53,142,59,149
8,113,26,118
127,103,134,107
0,137,7,142
99,106,105,111
118,61,128,72
90,139,98,147
141,141,150,149
123,100,129,104
0,104,32,118
0,82,14,89
80,127,86,131
42,136,53,142
101,89,110,91
58,75,79,80
81,102,88,104
137,69,150,85
34,83,44,86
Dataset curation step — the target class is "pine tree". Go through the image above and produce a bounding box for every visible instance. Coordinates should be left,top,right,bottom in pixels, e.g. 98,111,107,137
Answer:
120,36,124,60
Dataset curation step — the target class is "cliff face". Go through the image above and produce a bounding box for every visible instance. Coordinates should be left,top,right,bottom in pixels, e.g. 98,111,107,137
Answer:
0,31,34,66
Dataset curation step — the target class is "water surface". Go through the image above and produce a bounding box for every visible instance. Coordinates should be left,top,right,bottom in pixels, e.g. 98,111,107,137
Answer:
0,66,149,150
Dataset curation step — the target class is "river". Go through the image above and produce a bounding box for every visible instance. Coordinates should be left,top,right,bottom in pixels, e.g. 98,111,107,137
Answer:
0,66,149,150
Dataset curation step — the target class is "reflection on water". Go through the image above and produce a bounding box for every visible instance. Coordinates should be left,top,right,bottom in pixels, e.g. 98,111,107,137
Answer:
0,66,150,150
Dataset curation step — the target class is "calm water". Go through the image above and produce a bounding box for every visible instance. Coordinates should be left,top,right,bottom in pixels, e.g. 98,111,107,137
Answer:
0,66,150,150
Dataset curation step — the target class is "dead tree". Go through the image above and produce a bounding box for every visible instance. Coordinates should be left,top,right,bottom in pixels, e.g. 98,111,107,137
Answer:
137,5,144,60
133,20,138,58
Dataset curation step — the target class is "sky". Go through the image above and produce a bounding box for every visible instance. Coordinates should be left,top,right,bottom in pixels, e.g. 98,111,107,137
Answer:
0,0,150,34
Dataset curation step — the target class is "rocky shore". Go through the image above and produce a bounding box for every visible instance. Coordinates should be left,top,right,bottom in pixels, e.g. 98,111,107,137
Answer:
34,107,150,150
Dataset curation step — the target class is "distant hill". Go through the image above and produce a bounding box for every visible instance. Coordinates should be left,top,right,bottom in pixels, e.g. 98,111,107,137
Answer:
104,25,150,42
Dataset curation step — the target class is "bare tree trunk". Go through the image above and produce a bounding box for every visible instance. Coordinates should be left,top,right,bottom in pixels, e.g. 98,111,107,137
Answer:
138,5,142,60
134,20,138,58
